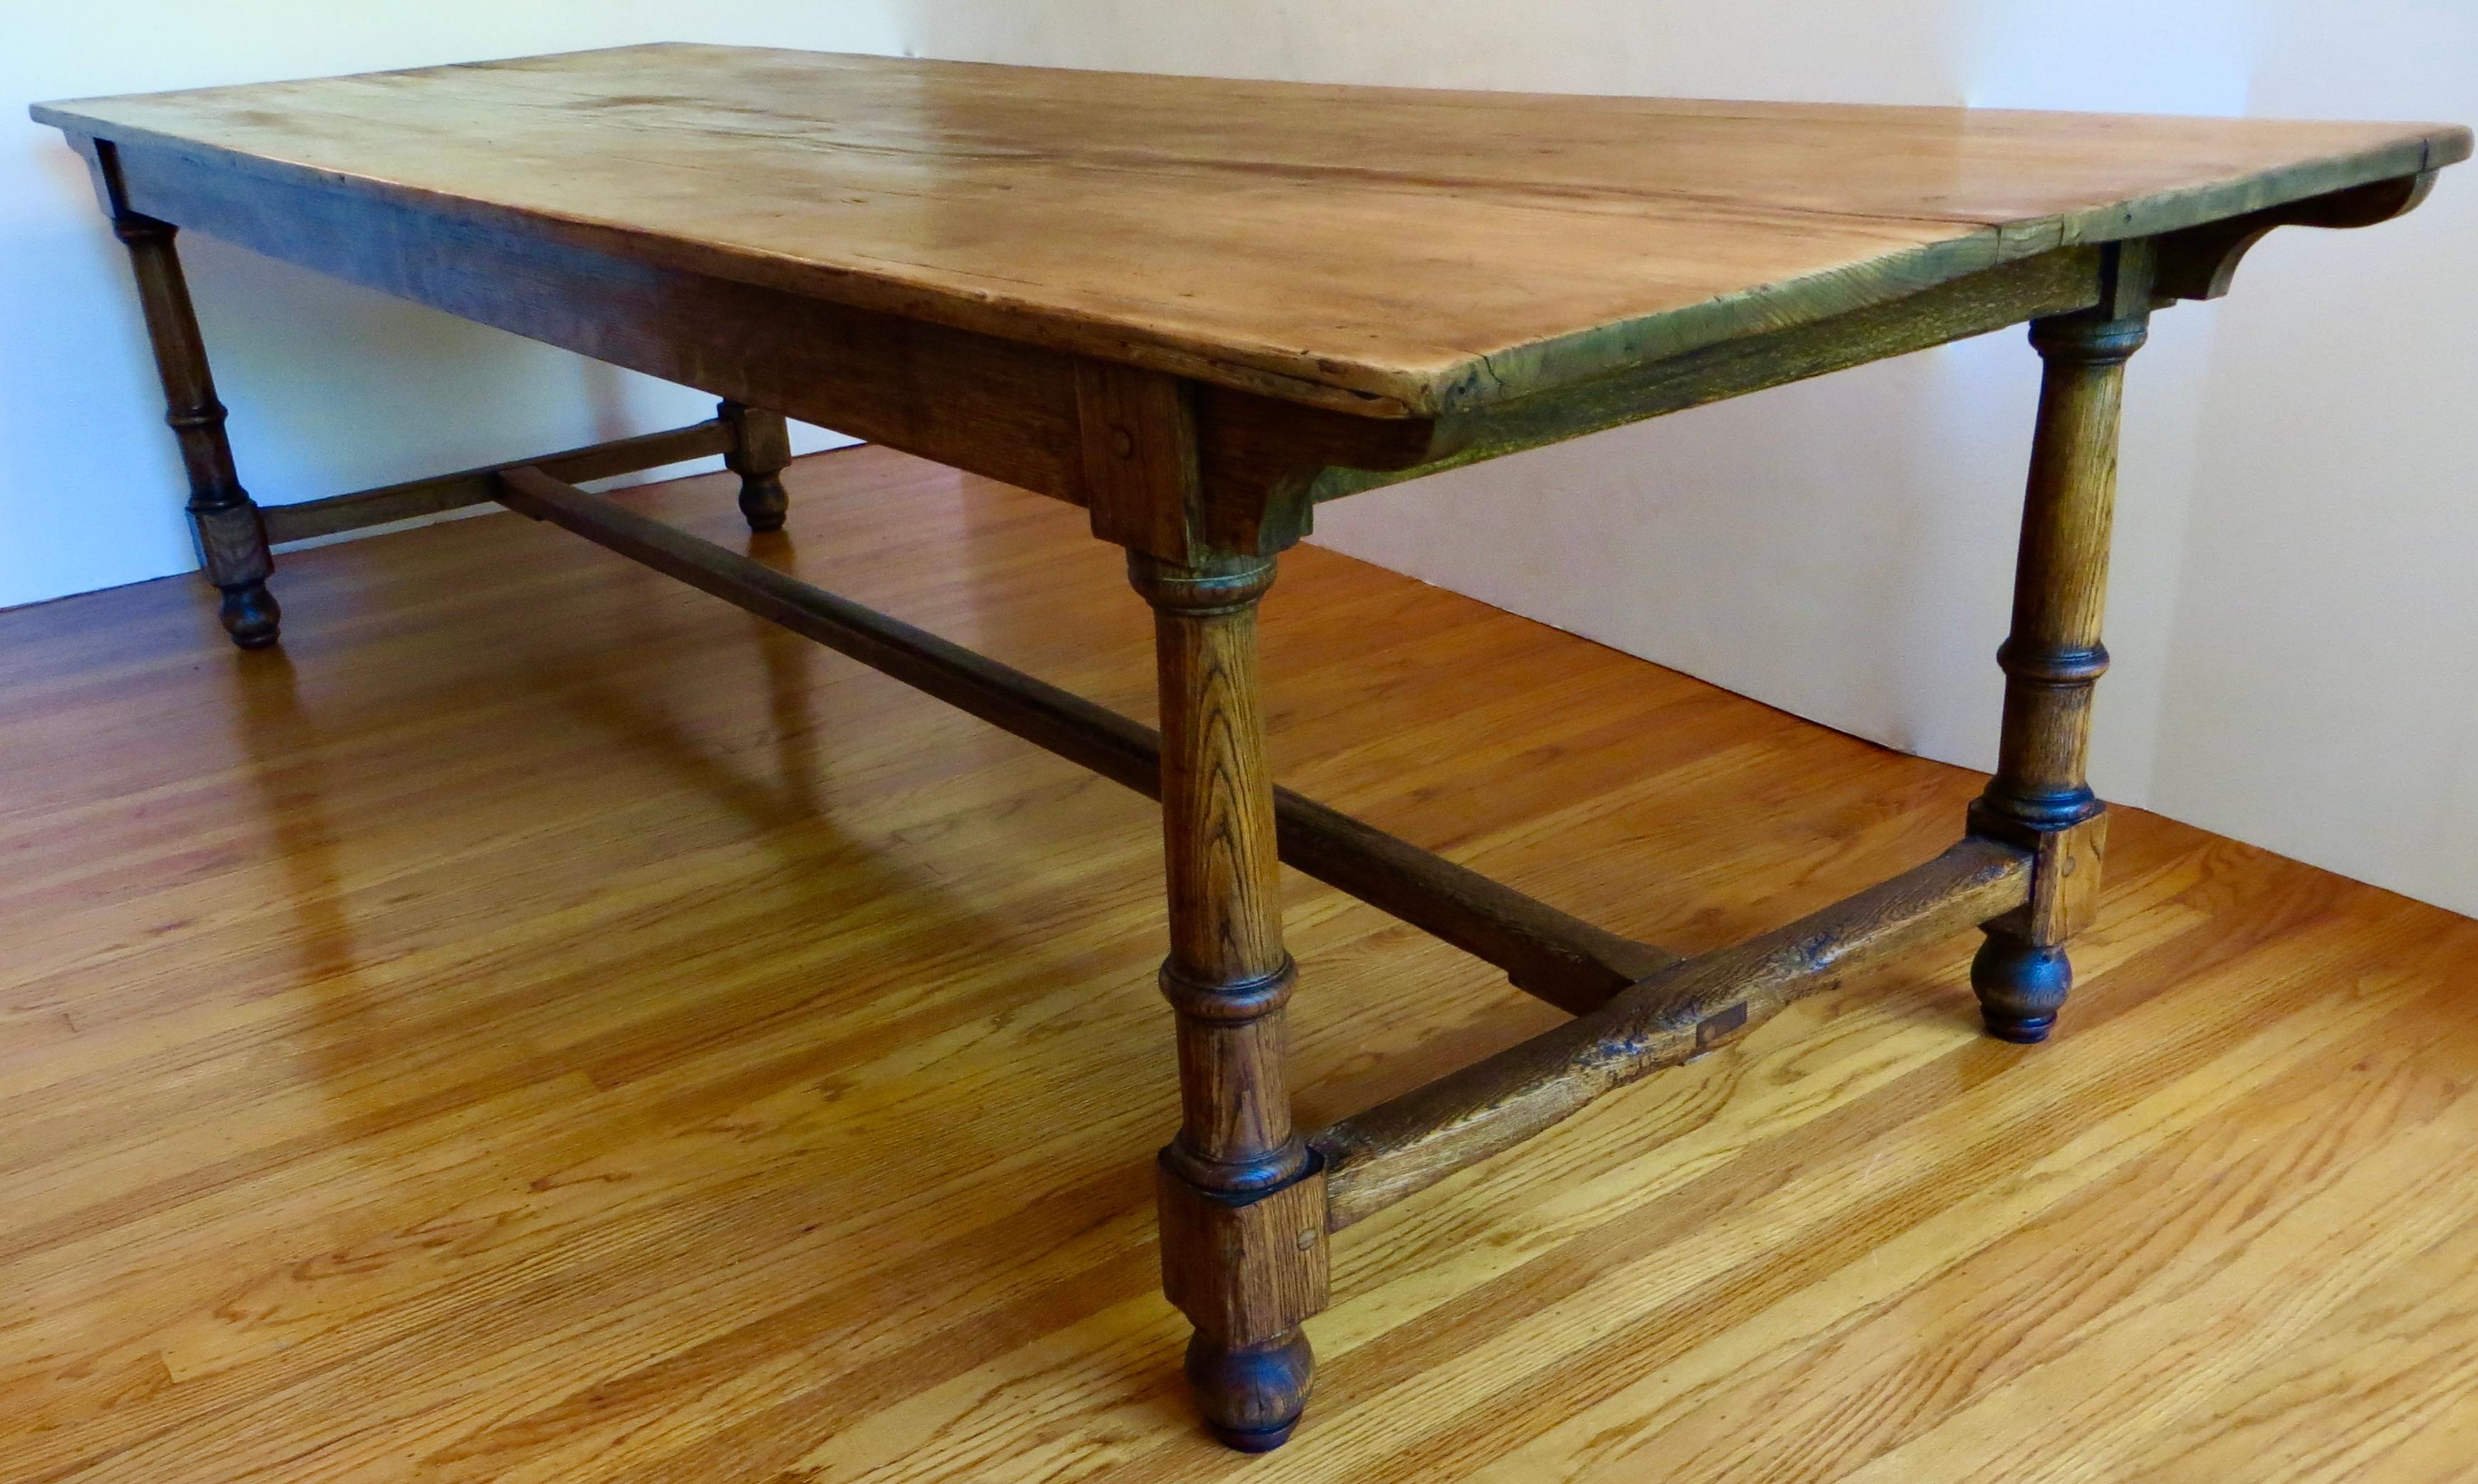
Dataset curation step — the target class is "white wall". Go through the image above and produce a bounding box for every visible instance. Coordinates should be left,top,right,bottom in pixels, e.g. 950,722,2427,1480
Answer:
0,2,899,611
6,4,2471,916
2147,0,2478,916
899,0,2478,918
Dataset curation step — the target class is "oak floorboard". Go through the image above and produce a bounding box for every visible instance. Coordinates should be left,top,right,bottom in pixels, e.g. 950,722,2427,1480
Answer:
4,444,2473,1482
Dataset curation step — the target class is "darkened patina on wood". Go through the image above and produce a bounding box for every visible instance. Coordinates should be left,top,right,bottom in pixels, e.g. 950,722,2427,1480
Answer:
88,165,277,645
718,399,792,533
1311,837,2037,1227
260,419,740,546
36,46,2463,1450
490,464,1670,1009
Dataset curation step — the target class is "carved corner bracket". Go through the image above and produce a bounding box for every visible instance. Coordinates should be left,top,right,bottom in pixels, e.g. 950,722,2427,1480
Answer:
2153,170,2439,304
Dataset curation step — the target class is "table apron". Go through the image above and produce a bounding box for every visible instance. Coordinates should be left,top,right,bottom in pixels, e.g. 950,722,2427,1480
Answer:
93,135,1447,558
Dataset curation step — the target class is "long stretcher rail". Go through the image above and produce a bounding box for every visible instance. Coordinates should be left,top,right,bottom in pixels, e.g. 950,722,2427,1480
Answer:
494,464,1677,1012
263,420,739,545
1310,836,2034,1229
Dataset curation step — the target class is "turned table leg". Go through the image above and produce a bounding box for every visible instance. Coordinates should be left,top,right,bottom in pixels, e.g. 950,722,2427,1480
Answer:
1969,295,2150,1042
113,215,279,649
718,399,792,533
1128,551,1330,1453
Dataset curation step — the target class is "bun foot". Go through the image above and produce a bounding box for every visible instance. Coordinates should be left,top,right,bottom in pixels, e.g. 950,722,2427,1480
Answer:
218,580,282,650
737,473,789,533
1972,932,2070,1043
1186,1328,1312,1452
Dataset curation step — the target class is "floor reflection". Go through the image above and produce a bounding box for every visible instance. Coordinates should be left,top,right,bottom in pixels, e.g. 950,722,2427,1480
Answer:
223,645,362,989
752,548,826,823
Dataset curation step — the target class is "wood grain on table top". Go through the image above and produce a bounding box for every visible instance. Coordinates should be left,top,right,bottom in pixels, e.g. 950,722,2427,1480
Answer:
34,44,2469,415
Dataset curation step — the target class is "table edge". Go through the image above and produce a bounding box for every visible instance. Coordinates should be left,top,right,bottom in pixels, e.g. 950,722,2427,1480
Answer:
31,90,2471,423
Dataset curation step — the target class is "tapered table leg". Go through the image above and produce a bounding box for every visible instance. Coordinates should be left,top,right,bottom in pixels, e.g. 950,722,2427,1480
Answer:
112,215,279,649
718,399,792,533
1128,551,1330,1452
1969,293,2150,1041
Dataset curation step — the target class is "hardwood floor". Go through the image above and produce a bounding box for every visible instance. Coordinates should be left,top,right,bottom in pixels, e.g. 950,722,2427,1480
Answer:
5,445,2474,1483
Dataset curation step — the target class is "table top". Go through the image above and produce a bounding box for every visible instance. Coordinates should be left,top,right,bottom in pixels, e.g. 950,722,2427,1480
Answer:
36,44,2467,418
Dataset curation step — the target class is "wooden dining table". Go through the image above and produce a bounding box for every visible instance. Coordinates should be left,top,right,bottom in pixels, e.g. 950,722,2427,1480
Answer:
35,44,2466,1452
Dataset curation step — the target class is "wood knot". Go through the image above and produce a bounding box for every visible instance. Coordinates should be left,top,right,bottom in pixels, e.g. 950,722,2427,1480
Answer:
1694,1001,1750,1052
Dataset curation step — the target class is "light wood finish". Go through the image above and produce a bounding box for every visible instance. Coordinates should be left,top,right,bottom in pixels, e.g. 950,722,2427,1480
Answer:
1155,1157,1331,1343
42,51,2459,575
9,446,2478,1481
1080,365,1208,563
1128,548,1325,1449
33,46,2467,416
2021,812,2111,946
1983,306,2146,836
1966,249,2153,1043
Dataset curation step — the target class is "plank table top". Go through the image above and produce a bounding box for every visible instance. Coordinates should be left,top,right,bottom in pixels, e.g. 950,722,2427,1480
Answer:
36,44,2469,419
